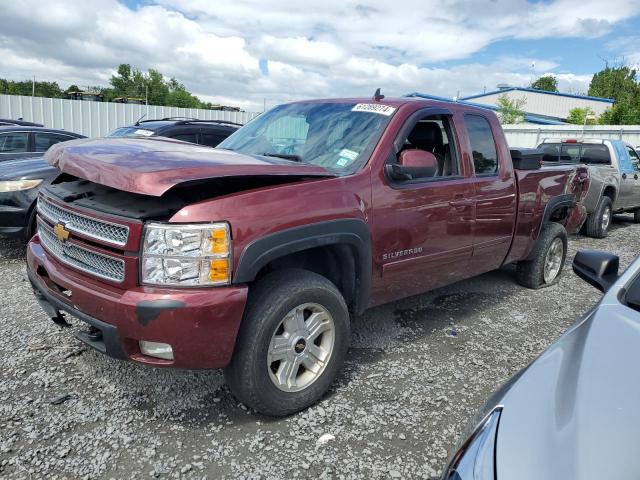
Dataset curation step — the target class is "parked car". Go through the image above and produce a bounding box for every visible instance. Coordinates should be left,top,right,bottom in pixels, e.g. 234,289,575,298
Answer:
0,118,43,127
539,138,640,237
440,249,640,480
0,157,58,239
0,121,238,241
107,117,241,147
28,96,589,416
0,126,84,162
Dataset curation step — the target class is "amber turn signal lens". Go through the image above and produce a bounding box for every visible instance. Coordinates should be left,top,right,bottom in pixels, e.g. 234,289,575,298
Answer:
209,259,230,282
210,229,229,255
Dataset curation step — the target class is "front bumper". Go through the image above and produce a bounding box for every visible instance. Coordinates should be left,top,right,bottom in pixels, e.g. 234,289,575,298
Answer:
27,235,248,369
0,190,35,237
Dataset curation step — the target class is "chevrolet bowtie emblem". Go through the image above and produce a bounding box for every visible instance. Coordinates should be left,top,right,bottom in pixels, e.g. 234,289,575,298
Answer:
54,223,70,242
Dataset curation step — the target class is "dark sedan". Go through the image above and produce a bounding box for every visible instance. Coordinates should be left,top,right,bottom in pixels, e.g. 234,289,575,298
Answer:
440,249,640,480
0,126,84,162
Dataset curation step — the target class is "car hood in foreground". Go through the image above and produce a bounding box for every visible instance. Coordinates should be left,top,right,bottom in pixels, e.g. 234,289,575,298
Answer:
0,157,58,180
44,137,336,196
494,299,640,480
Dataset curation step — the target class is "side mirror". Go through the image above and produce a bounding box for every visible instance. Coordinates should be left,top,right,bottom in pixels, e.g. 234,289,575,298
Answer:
572,250,619,292
386,150,438,181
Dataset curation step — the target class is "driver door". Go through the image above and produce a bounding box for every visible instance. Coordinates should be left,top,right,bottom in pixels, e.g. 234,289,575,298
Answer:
370,112,475,305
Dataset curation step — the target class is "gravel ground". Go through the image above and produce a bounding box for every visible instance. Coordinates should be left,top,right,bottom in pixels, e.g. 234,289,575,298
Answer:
1,216,639,480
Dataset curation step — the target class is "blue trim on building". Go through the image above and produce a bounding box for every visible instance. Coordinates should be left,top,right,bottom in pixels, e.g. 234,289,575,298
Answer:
460,87,615,104
404,92,567,125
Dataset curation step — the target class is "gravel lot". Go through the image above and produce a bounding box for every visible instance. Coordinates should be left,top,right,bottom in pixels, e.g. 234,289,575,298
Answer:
1,216,639,480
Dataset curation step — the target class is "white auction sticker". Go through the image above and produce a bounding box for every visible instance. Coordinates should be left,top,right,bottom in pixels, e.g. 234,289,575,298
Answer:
134,129,155,136
339,149,359,161
351,103,396,116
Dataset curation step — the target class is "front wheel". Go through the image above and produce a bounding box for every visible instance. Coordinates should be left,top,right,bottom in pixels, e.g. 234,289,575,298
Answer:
224,269,350,417
516,222,567,289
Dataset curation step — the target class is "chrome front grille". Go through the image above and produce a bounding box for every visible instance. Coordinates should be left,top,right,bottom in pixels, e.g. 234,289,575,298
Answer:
37,197,129,246
38,220,125,283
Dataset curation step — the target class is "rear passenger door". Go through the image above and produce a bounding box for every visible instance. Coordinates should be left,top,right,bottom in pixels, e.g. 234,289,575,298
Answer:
612,141,637,209
463,114,517,275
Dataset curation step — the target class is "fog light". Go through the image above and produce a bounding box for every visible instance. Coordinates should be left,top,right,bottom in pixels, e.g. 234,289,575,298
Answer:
139,341,174,360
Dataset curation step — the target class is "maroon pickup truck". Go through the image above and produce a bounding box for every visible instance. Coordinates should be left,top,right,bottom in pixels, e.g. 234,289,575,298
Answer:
27,96,588,416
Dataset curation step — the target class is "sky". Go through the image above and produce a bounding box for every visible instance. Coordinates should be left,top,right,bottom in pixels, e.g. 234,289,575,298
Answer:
1,0,640,112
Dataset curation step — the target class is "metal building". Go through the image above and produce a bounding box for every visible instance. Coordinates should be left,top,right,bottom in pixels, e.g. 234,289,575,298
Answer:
460,87,614,124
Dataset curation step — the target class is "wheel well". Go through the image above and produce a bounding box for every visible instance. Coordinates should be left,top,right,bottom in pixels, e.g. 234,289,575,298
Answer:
254,244,358,312
603,185,616,202
547,206,569,223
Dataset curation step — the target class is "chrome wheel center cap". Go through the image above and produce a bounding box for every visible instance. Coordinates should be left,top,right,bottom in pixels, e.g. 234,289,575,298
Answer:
293,337,307,355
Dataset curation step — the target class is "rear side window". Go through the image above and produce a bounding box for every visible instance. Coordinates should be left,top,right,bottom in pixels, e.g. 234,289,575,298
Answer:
0,132,29,153
539,143,611,164
200,133,226,147
34,133,74,152
464,115,498,175
170,133,198,144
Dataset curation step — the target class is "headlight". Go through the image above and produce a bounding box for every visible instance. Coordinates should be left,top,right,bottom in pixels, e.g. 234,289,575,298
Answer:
0,179,43,192
441,408,501,480
141,222,231,286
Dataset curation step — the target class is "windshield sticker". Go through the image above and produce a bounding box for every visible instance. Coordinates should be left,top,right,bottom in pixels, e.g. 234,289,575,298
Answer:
336,157,351,167
351,103,396,116
339,149,359,161
134,129,154,136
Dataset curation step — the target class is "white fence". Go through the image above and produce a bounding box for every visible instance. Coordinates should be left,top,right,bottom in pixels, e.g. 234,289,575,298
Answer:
503,125,640,148
0,94,260,137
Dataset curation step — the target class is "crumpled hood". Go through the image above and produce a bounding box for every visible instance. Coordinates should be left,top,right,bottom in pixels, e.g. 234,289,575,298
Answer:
44,137,335,196
495,303,640,480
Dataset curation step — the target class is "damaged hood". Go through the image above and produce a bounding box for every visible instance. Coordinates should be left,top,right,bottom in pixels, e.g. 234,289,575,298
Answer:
44,137,335,196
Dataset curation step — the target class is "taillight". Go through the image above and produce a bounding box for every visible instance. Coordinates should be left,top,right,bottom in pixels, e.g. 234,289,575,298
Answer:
562,139,578,143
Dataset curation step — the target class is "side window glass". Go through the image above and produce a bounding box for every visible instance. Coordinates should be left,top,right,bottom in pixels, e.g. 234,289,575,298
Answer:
34,133,73,152
170,133,198,144
200,133,225,147
626,146,640,171
0,132,29,153
464,115,498,175
398,115,460,179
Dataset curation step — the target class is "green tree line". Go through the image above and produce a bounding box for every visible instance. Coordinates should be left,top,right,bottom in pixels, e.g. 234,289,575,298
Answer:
0,64,233,110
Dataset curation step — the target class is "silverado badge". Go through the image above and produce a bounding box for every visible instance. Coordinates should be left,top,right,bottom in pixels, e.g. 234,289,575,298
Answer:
54,223,70,242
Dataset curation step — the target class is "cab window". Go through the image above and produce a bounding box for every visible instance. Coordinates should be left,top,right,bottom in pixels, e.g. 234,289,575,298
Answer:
464,115,498,175
34,132,74,152
627,146,640,171
399,115,460,179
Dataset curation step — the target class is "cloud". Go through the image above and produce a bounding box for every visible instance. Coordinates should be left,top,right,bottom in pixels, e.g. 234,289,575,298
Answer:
0,0,638,111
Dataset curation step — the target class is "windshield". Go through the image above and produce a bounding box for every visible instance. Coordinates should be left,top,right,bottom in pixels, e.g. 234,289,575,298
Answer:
106,127,156,137
217,102,396,173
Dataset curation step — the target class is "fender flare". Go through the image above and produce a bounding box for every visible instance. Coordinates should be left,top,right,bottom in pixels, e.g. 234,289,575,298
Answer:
542,193,576,224
526,193,577,261
234,219,372,314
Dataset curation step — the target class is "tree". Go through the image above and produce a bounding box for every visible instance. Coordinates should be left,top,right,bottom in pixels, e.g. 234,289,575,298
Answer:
530,75,558,92
566,107,598,125
588,65,640,124
496,94,526,124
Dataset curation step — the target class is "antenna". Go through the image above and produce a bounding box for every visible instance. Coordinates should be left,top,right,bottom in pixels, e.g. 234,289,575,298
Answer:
134,113,146,126
373,88,385,101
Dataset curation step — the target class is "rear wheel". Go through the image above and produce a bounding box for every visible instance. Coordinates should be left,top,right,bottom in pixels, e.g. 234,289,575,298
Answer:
224,269,350,417
585,196,612,238
516,222,567,289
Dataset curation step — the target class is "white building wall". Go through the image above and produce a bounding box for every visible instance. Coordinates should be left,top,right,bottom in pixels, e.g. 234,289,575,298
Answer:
0,94,260,137
467,90,613,120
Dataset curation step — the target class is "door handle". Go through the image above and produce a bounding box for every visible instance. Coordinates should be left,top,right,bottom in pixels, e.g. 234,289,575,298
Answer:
449,199,473,209
622,173,627,179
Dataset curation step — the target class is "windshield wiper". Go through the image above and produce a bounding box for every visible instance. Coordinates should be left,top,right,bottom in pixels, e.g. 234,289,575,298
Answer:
261,152,302,162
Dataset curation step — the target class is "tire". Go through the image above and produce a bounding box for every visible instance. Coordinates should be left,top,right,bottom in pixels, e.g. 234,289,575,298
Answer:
585,196,613,238
634,209,640,224
224,269,350,417
516,222,567,289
